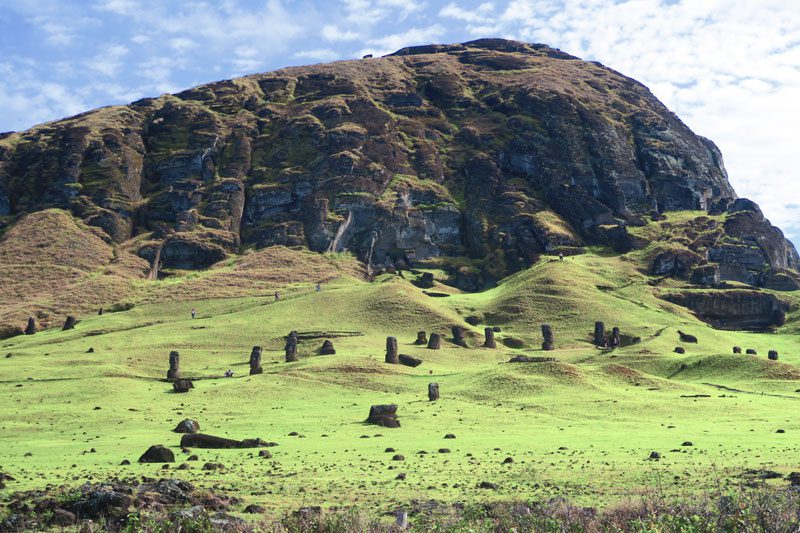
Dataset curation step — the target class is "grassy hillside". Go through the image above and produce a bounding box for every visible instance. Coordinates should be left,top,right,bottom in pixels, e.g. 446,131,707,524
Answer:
2,215,800,521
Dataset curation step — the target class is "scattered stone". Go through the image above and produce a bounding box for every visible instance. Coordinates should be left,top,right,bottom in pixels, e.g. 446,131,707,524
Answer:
649,451,661,460
249,346,263,375
385,447,396,453
392,454,405,461
187,455,198,461
173,419,200,434
414,272,434,288
398,354,422,367
172,379,193,393
594,321,605,347
493,326,501,333
502,337,525,349
503,457,514,464
385,336,399,364
478,481,498,490
427,333,441,350
677,330,698,343
177,463,190,470
746,349,757,355
681,441,693,447
483,327,496,348
451,325,468,347
674,347,685,354
202,462,224,471
465,316,480,326
777,429,786,434
733,346,742,354
180,434,267,449
120,459,130,465
244,504,266,514
285,335,298,362
258,450,272,459
438,448,451,454
444,434,456,439
414,331,427,345
541,324,555,351
62,316,77,331
787,472,800,486
167,351,180,380
138,445,175,463
24,317,36,335
395,473,406,480
86,348,94,353
320,339,336,355
366,404,400,428
768,350,779,361
428,382,439,402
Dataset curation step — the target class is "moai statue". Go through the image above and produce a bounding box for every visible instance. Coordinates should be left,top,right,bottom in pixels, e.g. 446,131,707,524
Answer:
611,327,621,348
385,336,399,364
541,324,555,351
451,326,468,347
285,336,298,362
483,327,496,348
594,322,605,347
167,351,180,380
249,346,263,375
427,333,441,350
63,316,77,331
768,350,779,361
24,317,36,335
428,382,440,401
320,339,336,355
414,331,427,345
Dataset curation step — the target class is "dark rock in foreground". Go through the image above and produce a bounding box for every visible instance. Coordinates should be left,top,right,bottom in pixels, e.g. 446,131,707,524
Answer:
366,404,400,428
174,419,200,433
139,445,175,463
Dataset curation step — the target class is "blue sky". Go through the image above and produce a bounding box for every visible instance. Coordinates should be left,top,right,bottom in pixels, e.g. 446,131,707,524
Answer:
1,0,798,245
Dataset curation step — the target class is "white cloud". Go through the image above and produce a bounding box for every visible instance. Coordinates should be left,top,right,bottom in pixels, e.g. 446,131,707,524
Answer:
321,25,360,42
86,44,129,77
293,48,341,63
93,0,141,16
168,38,197,53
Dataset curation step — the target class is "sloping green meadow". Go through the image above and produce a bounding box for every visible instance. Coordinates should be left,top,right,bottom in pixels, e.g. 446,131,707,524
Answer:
2,251,800,517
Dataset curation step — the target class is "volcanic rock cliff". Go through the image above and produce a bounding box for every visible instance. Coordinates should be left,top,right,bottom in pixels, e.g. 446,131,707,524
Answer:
0,38,796,287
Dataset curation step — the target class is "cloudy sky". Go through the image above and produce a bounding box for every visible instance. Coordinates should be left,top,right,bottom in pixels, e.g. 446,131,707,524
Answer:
1,0,798,243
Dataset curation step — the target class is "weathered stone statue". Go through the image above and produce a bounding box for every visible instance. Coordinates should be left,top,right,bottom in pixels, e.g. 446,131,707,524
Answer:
320,339,335,355
167,351,180,379
733,346,742,354
594,322,605,346
63,316,76,331
451,325,467,347
366,404,400,428
428,382,440,401
24,317,36,335
483,327,496,348
385,336,399,364
414,331,427,345
249,346,263,375
427,333,441,350
541,324,555,351
285,336,298,362
611,327,621,347
768,350,779,360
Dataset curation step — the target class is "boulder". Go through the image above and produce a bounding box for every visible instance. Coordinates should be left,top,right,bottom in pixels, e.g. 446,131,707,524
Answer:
508,355,557,363
677,330,698,343
62,316,77,331
320,339,336,355
428,382,439,401
541,324,555,350
733,346,742,354
664,291,789,330
173,379,193,393
451,325,468,347
398,354,422,367
674,347,685,354
483,327,496,348
366,404,400,428
180,433,267,449
24,317,36,335
138,445,175,463
746,349,757,355
650,248,703,278
173,419,201,433
414,331,427,345
249,346,263,375
768,350,779,361
414,272,434,288
167,350,180,380
427,333,441,350
385,336,399,364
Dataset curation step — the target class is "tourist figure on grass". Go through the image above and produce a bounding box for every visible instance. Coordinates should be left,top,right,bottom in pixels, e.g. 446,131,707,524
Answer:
275,292,280,301
316,282,321,292
191,308,197,319
559,251,564,261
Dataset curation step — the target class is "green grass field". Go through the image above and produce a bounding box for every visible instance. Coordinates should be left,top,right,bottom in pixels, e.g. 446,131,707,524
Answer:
2,245,800,519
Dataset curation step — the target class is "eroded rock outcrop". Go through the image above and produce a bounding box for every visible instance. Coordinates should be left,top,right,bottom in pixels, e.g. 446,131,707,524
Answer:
663,290,789,330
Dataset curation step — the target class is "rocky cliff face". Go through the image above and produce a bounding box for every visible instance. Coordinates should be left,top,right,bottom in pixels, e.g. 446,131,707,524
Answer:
0,38,795,283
